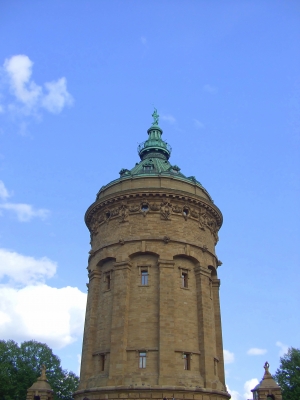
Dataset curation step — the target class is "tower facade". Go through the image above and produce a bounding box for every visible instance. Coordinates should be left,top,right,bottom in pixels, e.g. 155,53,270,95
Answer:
75,111,229,400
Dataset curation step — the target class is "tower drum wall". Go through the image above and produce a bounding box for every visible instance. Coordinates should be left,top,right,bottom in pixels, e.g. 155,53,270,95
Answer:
75,176,229,400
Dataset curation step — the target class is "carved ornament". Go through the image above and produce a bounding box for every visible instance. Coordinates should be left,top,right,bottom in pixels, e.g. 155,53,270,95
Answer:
160,200,172,220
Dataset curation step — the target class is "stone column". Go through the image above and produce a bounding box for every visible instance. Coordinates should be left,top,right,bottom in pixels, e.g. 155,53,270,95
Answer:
195,265,216,388
158,258,175,386
79,269,101,388
212,278,225,387
108,260,132,386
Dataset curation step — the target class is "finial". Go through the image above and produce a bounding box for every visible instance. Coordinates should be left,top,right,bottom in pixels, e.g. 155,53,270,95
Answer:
264,361,271,376
152,108,159,126
40,364,47,380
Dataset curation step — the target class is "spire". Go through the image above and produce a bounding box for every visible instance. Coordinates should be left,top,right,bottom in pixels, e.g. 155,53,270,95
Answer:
138,108,172,161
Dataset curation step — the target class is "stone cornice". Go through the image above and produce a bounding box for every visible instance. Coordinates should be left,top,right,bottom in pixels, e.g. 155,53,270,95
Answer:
85,189,223,228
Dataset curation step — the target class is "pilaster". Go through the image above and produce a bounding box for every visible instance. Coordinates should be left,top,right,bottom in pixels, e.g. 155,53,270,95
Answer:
157,258,175,385
79,270,101,388
212,279,225,387
194,265,216,388
108,260,132,385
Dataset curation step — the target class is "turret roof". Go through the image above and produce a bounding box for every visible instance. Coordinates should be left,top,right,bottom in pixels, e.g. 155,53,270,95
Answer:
96,109,213,202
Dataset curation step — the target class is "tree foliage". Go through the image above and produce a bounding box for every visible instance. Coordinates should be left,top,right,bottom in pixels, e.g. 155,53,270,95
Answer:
0,340,79,400
274,347,300,400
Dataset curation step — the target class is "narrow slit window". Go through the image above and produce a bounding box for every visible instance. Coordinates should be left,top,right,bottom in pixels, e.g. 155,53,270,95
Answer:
106,274,111,290
139,352,146,368
183,353,190,370
181,271,188,288
100,354,105,371
141,270,148,285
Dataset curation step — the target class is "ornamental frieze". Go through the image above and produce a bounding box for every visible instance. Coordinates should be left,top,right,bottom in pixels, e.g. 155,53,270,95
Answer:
86,192,222,244
128,204,140,212
172,205,182,213
160,200,172,220
119,203,129,223
149,203,160,211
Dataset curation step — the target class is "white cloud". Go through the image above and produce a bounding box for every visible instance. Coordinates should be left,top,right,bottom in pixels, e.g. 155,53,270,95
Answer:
203,84,218,93
227,385,241,400
224,349,235,364
0,284,86,349
0,180,49,222
0,202,49,222
0,247,87,349
0,180,10,200
4,55,42,109
276,341,289,356
194,119,205,129
0,248,56,286
243,378,259,399
2,54,73,117
161,114,176,124
42,77,73,113
140,36,147,45
247,348,267,356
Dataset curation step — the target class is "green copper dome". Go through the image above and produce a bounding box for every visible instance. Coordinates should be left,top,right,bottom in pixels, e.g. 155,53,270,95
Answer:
96,109,213,202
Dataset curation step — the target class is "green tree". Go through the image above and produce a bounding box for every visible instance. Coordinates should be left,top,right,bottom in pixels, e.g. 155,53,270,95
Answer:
0,340,79,400
274,347,300,400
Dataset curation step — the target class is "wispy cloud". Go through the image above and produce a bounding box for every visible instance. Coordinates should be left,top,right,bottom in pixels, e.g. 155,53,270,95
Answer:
223,349,235,364
161,114,176,124
276,341,289,356
203,83,218,94
2,54,73,118
247,348,267,356
140,36,147,45
0,180,49,222
193,118,205,129
0,202,49,222
0,180,10,200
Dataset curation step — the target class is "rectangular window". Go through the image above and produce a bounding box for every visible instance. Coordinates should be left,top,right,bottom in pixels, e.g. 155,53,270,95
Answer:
141,270,148,285
183,353,190,370
181,271,188,288
139,352,146,368
100,354,105,371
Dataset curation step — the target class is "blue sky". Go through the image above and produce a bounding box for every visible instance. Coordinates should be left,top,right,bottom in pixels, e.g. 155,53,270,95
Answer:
0,1,299,399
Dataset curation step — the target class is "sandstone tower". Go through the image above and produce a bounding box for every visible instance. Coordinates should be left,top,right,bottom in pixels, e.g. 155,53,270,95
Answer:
74,110,229,400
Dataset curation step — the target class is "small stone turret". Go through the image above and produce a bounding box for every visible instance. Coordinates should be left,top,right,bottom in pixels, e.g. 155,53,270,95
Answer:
251,362,282,400
26,365,54,400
